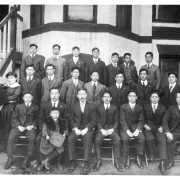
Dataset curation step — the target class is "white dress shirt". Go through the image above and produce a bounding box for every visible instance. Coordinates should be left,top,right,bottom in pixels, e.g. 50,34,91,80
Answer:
116,82,122,89
30,54,36,58
104,103,110,110
147,62,152,68
129,102,135,110
112,62,117,67
92,81,97,87
73,56,79,64
152,103,158,110
72,77,78,86
80,101,86,113
124,62,130,67
25,102,31,107
54,55,59,60
169,82,176,92
51,100,59,108
48,74,54,81
93,58,98,64
27,75,33,81
141,80,148,86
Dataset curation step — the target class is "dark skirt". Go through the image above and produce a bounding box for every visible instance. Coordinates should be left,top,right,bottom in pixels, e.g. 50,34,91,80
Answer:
0,103,17,141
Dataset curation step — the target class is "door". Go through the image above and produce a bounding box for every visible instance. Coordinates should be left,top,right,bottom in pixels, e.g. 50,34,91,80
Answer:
160,56,180,87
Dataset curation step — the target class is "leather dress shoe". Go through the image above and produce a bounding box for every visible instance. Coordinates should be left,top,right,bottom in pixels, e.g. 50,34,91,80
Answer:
158,161,167,175
135,155,144,169
68,160,76,172
94,160,102,171
124,156,130,169
83,161,90,175
22,156,29,169
114,159,122,172
37,163,44,172
4,157,13,169
165,160,174,170
149,153,154,161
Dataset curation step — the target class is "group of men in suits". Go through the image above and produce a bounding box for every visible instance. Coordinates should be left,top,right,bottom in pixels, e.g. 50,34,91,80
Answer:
5,43,180,175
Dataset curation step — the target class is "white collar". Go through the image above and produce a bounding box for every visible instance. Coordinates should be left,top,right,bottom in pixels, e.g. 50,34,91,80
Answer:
80,100,86,105
73,56,79,60
147,62,152,67
104,103,110,109
27,75,33,80
25,102,31,106
93,58,98,63
178,105,180,110
48,74,54,80
54,55,59,59
152,103,158,108
169,82,176,87
124,62,129,67
129,102,136,107
72,77,78,82
141,80,148,86
51,100,59,105
92,81,98,86
30,54,36,57
7,82,20,88
116,82,122,88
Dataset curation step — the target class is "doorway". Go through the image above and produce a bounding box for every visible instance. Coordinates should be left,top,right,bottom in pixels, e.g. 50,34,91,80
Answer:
0,5,9,22
160,55,180,87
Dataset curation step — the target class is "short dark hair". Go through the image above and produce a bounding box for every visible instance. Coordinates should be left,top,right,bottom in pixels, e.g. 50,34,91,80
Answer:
45,64,55,69
92,47,100,52
77,88,87,93
22,90,33,97
115,72,124,77
71,66,80,72
150,90,160,97
111,52,119,57
30,44,38,49
50,87,60,93
72,46,80,51
128,90,138,96
50,107,60,112
102,90,112,97
53,44,61,49
139,68,148,75
91,71,99,75
124,53,131,58
145,51,153,57
25,64,35,70
168,72,177,78
6,71,17,78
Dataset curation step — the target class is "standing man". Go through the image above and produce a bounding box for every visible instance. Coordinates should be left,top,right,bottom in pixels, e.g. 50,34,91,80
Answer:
19,65,41,107
64,46,85,82
144,90,167,175
160,72,180,109
45,44,66,81
41,64,62,102
94,91,122,172
106,52,122,87
20,44,45,79
119,53,138,89
109,72,129,111
163,92,180,171
85,47,107,86
134,69,155,107
120,90,145,170
68,88,97,175
140,52,161,90
60,67,84,113
84,71,106,107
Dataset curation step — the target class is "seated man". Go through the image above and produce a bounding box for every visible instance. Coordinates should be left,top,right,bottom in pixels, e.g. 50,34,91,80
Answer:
67,88,97,175
120,90,145,170
5,90,39,169
144,90,167,175
162,92,180,170
94,90,122,172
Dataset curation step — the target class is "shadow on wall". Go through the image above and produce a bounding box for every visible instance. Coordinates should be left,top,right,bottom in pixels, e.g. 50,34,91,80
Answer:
62,53,135,65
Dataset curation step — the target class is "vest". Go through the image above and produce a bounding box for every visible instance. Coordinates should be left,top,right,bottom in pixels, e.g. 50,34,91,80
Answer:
124,66,134,84
79,112,84,129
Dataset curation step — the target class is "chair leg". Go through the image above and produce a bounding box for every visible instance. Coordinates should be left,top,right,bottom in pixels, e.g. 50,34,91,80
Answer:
144,151,149,167
112,144,114,166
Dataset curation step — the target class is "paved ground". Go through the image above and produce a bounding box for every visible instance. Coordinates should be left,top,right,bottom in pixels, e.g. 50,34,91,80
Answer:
1,152,180,175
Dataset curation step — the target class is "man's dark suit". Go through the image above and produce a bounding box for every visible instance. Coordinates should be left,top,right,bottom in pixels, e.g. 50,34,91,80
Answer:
68,102,97,162
160,84,180,109
64,58,85,82
84,58,107,85
162,105,180,161
109,84,129,110
134,82,155,107
95,104,121,159
7,103,38,157
20,54,45,79
106,63,122,87
144,103,167,160
19,77,41,106
120,103,145,155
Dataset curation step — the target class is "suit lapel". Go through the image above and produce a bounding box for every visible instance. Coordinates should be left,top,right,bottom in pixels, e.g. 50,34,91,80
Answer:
95,59,100,70
120,84,126,96
70,79,76,91
27,55,33,64
155,104,161,115
170,84,178,96
175,105,179,118
50,76,57,88
145,83,152,95
132,104,138,114
113,85,118,98
138,82,144,93
90,59,97,70
127,103,132,114
95,82,101,95
45,78,50,91
28,77,36,89
28,104,34,115
22,103,27,115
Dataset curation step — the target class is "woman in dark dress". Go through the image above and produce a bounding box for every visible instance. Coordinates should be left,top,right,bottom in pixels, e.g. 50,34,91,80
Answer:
0,71,21,152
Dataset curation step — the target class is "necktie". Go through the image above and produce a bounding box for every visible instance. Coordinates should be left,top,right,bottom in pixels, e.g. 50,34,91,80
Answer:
32,55,35,60
153,104,156,114
93,83,96,96
94,59,98,64
105,105,109,119
114,63,117,68
53,102,56,108
147,64,150,69
142,82,145,86
81,103,85,113
28,76,31,82
131,104,134,111
169,85,173,92
26,103,30,114
54,56,57,60
125,63,128,68
118,84,121,90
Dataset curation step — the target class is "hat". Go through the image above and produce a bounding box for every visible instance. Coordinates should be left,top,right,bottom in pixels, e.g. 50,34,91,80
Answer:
50,133,65,148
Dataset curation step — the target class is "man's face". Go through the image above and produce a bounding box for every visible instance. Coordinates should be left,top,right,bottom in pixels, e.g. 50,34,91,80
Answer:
176,93,180,105
46,66,55,76
115,74,124,84
50,110,60,120
102,93,112,104
124,55,131,64
23,94,33,104
29,46,37,55
53,46,60,55
92,50,100,59
50,89,60,102
150,93,159,104
72,49,80,57
26,67,35,76
91,72,99,82
128,92,137,104
77,90,87,102
140,71,148,81
111,55,119,63
145,54,153,64
71,69,79,79
168,74,177,84
7,76,17,85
